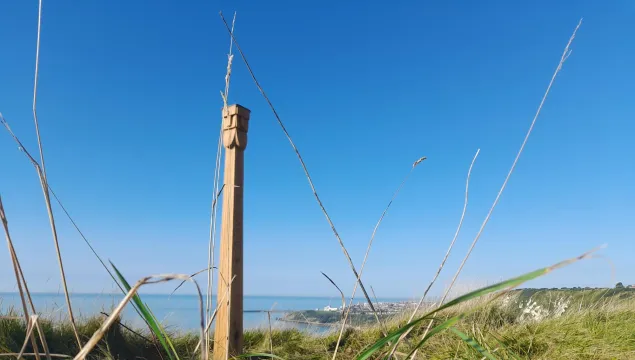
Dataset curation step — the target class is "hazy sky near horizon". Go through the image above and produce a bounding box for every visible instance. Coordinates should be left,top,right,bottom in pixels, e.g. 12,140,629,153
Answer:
1,0,633,298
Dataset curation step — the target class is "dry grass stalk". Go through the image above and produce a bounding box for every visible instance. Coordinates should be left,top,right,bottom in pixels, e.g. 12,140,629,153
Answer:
99,311,153,343
172,266,219,297
1,115,117,288
408,19,583,360
46,188,166,356
387,149,479,357
370,286,383,319
204,275,235,335
28,0,82,347
332,157,427,358
13,237,52,360
207,12,237,353
218,13,383,356
1,114,168,357
0,197,44,360
2,114,81,346
73,274,207,360
16,316,40,359
206,183,225,320
192,275,236,355
46,187,123,291
320,272,346,313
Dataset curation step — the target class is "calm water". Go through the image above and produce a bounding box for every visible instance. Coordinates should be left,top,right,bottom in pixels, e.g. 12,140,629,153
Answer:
0,293,406,333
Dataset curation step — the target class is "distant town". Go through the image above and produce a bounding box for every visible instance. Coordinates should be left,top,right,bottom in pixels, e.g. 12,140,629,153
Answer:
318,300,419,314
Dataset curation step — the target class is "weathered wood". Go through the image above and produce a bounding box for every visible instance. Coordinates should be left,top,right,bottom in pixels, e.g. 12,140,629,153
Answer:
213,104,250,360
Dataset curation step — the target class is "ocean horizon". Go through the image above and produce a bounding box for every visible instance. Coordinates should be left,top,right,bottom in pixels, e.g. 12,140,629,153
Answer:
0,292,410,332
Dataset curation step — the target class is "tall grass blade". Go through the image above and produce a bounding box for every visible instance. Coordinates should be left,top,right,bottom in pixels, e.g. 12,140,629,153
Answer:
146,305,180,360
110,262,176,360
354,248,597,360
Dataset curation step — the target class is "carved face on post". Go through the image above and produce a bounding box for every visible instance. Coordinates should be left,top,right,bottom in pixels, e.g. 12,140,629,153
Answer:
223,105,250,150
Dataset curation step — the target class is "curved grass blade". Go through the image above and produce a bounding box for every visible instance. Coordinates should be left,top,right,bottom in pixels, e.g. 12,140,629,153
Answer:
449,327,498,360
435,247,599,315
110,262,177,360
354,248,598,360
321,272,345,315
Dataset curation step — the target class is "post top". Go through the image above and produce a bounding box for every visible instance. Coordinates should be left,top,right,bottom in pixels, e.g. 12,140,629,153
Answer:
224,104,251,120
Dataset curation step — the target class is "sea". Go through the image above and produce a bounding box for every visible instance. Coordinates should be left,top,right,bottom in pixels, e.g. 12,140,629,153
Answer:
0,293,407,333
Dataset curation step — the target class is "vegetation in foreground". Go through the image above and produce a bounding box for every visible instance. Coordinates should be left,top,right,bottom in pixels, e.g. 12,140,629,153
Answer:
1,289,633,359
283,287,635,326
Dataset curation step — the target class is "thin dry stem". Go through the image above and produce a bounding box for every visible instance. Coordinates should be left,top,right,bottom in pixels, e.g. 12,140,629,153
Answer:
27,171,77,347
0,197,42,360
47,187,123,292
73,274,206,360
370,286,383,318
17,316,37,359
219,14,382,359
26,317,51,360
205,275,232,335
99,311,153,343
1,115,118,289
14,235,52,360
172,266,218,297
32,0,45,172
194,275,236,354
333,156,426,358
46,188,163,356
1,115,163,357
320,272,346,313
409,19,583,359
388,149,479,357
207,12,237,353
1,116,116,290
29,0,82,347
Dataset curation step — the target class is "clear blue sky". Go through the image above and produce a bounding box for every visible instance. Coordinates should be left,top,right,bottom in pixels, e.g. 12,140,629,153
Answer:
1,0,633,298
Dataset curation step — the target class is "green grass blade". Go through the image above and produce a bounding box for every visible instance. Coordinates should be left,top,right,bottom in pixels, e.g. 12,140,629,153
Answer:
110,261,176,360
436,247,598,315
356,268,543,360
449,327,498,360
146,304,181,360
435,268,547,314
355,251,593,360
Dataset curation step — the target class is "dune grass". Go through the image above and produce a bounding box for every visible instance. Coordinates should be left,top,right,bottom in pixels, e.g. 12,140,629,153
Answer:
1,290,633,359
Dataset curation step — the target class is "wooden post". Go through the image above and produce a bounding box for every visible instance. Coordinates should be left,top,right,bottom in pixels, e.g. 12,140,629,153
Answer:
214,104,250,360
